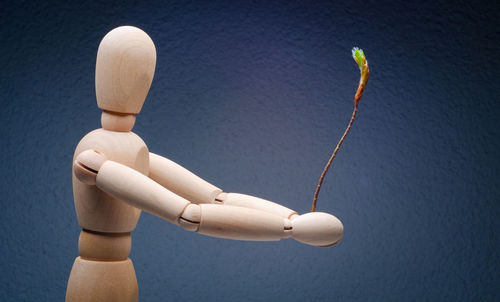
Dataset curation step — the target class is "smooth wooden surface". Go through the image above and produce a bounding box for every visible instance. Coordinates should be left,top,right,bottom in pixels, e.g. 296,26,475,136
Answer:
66,257,138,302
216,192,297,219
74,149,107,172
73,149,107,185
149,153,222,204
78,230,131,261
101,111,136,132
68,26,157,302
96,160,190,224
291,212,343,247
95,26,156,114
73,129,149,233
197,204,287,241
178,204,201,232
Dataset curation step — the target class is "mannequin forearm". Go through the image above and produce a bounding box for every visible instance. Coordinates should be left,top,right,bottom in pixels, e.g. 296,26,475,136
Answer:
97,160,189,224
149,153,298,219
215,193,297,219
149,153,222,204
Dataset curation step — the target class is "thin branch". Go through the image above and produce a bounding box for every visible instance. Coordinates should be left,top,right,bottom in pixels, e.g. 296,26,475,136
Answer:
312,105,358,212
311,47,369,212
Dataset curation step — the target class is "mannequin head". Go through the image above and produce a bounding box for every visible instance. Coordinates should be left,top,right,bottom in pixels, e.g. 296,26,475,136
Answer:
95,26,156,115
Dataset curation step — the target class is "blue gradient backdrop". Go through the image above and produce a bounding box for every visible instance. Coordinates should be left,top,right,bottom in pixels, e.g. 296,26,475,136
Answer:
1,1,498,301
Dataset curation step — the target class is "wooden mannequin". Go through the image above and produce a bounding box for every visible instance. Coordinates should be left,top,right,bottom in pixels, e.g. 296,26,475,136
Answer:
66,26,343,302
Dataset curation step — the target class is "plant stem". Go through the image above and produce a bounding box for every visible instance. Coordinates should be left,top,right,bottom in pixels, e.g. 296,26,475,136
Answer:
312,104,358,212
311,48,369,212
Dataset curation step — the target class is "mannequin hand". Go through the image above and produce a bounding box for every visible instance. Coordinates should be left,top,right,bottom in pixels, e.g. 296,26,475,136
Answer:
291,212,343,247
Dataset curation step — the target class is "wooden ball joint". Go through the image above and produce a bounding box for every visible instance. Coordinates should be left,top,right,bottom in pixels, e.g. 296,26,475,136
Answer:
66,26,343,302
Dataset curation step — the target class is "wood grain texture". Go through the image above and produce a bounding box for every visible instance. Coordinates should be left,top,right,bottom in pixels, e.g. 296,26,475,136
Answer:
217,192,297,219
72,129,149,233
149,153,222,204
78,230,131,261
96,160,190,224
66,257,138,302
197,204,287,241
101,111,136,132
95,26,156,114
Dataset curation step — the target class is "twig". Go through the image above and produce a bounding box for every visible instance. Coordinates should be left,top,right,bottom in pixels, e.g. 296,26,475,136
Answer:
312,47,370,212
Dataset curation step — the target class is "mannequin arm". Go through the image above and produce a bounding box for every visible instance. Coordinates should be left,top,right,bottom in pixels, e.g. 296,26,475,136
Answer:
149,153,298,219
99,159,287,240
74,150,343,246
148,153,222,204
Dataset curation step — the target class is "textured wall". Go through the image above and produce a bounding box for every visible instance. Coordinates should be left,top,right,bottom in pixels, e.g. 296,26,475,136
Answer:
1,1,498,301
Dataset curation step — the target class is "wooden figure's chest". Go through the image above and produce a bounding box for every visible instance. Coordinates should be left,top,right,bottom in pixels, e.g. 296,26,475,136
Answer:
72,129,149,233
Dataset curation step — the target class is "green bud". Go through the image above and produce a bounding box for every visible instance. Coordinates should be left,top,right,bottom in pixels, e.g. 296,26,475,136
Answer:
352,47,365,71
352,47,369,84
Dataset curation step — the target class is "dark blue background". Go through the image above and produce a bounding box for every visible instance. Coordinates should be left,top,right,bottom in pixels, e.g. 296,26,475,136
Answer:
1,1,498,301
